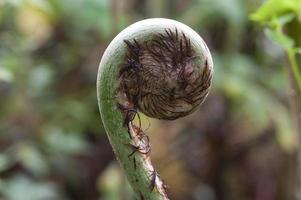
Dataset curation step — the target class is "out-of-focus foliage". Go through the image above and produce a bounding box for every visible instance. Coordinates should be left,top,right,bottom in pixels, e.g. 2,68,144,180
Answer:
0,0,115,199
0,0,299,199
251,0,301,89
250,0,301,23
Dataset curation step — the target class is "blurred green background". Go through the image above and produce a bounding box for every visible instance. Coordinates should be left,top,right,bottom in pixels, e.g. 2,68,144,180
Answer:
0,0,300,199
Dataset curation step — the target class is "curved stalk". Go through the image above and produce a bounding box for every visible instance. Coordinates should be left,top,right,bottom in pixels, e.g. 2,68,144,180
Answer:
97,18,213,199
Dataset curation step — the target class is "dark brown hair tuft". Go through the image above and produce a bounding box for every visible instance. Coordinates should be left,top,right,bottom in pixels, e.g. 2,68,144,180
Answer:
118,28,212,120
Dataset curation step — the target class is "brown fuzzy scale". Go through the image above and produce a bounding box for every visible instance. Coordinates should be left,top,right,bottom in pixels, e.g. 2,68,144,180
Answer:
119,28,212,120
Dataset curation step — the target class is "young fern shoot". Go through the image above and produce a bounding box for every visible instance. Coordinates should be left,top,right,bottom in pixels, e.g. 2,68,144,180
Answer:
97,18,213,200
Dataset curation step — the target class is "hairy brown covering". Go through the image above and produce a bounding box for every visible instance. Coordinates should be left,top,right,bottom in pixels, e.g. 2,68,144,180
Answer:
119,28,212,120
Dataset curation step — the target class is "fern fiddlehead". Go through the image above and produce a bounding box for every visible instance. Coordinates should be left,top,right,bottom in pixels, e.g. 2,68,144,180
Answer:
97,18,213,200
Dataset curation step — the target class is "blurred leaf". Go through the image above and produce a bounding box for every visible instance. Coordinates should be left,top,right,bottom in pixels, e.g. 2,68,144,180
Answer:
214,54,295,149
296,47,301,54
58,0,113,39
273,106,296,152
1,175,65,200
209,0,246,25
250,0,301,23
264,28,295,49
16,1,53,48
23,0,52,13
28,66,53,97
183,0,247,28
15,143,49,177
0,153,15,172
98,163,134,200
3,0,22,6
0,67,14,83
99,163,123,200
43,127,88,155
277,13,296,25
46,99,94,132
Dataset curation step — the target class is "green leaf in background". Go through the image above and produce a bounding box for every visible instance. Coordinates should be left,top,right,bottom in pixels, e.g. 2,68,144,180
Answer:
0,175,65,200
296,47,301,54
250,0,301,23
264,28,295,50
28,66,53,97
98,163,134,200
58,0,114,39
14,143,50,177
43,127,89,155
0,153,15,172
250,0,301,91
214,54,295,150
277,13,296,26
0,67,14,83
